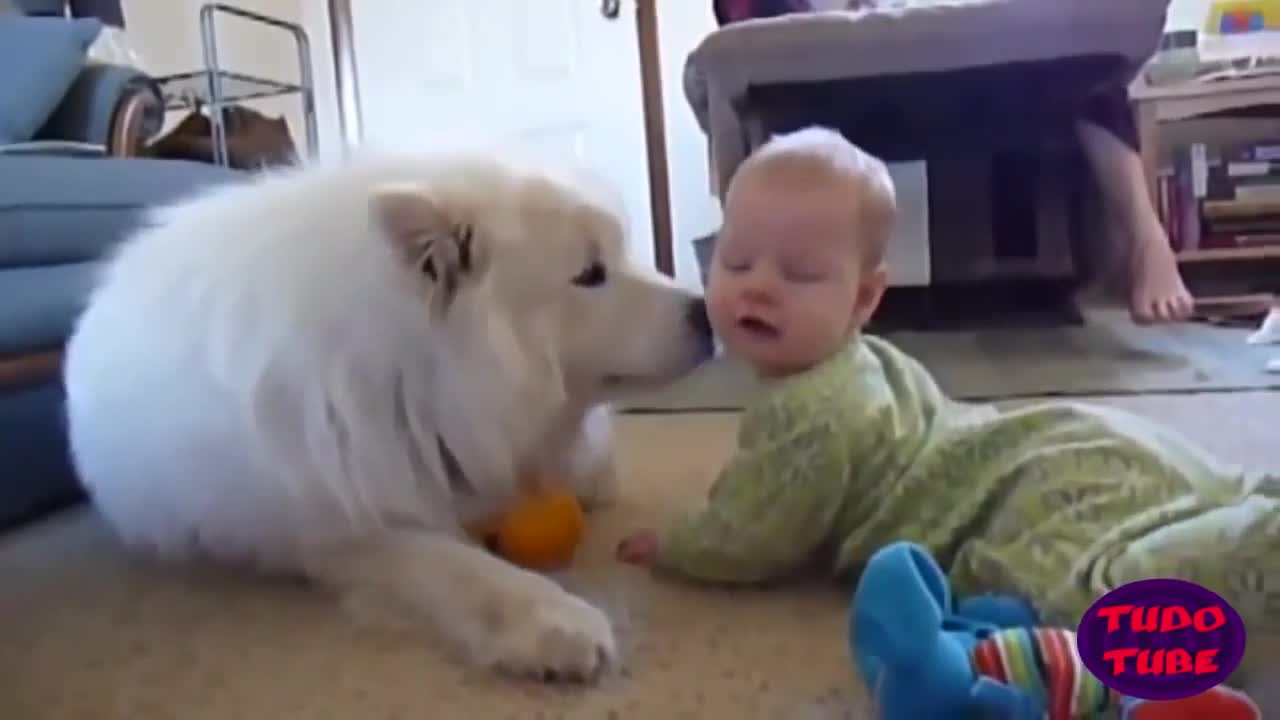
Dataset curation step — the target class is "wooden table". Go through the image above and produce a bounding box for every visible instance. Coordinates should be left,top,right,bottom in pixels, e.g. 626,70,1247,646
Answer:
1131,73,1280,270
1131,73,1280,207
1129,73,1280,310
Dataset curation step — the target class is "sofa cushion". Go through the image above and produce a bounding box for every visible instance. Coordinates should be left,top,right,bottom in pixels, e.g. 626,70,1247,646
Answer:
12,0,66,12
0,155,244,268
0,381,83,532
0,16,102,145
36,62,163,148
0,261,98,356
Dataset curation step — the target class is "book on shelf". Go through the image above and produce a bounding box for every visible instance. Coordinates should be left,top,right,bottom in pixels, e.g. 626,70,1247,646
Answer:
1157,137,1280,253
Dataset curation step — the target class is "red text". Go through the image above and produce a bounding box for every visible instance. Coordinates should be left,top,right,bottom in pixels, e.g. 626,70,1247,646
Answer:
1096,604,1226,634
1102,648,1221,676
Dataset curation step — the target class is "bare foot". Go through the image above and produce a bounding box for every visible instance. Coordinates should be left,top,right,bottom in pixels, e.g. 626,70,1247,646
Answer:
1129,236,1194,324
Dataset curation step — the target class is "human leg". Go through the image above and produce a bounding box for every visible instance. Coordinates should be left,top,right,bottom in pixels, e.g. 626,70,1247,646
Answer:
1105,493,1280,628
1075,89,1193,324
1101,479,1280,680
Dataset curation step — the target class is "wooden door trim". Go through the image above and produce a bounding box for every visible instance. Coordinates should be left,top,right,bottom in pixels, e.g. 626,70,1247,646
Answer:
0,350,62,392
326,0,364,150
636,0,675,277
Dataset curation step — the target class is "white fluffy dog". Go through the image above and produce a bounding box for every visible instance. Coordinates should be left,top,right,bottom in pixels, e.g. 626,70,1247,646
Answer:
62,150,714,682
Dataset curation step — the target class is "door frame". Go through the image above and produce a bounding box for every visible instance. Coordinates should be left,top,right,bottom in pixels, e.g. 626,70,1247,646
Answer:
323,0,675,276
325,0,363,151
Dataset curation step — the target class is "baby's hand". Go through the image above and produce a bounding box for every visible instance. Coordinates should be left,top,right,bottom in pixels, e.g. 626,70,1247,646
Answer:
616,529,660,566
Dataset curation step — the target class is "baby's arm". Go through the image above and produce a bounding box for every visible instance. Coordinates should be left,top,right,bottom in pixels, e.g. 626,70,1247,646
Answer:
632,398,851,584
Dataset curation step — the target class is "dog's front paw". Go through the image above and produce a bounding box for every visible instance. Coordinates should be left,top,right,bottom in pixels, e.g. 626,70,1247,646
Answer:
489,587,617,683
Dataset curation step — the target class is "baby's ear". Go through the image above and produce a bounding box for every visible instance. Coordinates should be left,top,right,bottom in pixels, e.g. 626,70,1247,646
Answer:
851,542,950,666
852,263,889,328
369,183,485,310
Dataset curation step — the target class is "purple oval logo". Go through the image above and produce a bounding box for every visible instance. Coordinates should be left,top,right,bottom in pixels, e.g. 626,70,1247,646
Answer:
1076,578,1246,701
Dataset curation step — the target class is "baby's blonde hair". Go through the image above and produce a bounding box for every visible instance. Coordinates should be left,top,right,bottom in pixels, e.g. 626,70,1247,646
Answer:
733,126,897,268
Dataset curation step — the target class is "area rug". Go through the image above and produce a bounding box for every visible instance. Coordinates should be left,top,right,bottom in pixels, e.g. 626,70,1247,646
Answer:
3,392,1280,719
625,309,1280,411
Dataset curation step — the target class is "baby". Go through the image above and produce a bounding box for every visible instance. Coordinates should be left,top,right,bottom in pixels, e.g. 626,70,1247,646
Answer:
617,126,1280,646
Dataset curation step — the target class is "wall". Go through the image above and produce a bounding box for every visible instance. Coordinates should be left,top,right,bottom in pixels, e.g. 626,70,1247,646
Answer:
1166,0,1211,31
123,0,309,150
298,1,720,292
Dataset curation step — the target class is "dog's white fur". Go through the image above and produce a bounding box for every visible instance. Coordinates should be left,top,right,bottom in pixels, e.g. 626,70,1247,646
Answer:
62,150,713,681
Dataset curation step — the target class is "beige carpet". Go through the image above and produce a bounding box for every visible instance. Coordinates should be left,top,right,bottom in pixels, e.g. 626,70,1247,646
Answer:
627,310,1280,410
4,392,1280,719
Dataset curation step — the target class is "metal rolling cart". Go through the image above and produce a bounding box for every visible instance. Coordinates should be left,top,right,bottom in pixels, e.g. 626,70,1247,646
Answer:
154,2,318,167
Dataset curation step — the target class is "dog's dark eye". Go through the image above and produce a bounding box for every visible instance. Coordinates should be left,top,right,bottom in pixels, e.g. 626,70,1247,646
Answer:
572,261,607,287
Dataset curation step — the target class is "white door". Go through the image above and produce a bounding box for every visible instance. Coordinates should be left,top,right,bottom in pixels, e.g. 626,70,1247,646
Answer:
350,0,656,269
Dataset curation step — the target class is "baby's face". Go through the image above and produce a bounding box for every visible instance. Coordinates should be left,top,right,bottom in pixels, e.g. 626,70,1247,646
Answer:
707,181,876,377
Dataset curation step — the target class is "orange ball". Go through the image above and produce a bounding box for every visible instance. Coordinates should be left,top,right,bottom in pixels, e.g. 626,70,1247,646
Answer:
474,491,586,571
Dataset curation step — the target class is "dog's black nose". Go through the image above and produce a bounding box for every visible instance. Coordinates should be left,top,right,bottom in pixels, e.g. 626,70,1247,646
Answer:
686,298,713,339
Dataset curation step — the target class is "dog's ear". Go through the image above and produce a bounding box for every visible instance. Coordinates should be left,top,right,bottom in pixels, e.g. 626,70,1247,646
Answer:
370,184,484,310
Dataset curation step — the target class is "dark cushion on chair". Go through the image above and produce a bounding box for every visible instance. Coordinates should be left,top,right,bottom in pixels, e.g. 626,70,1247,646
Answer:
37,62,163,148
0,155,244,268
0,16,102,144
0,381,83,532
12,0,65,12
0,261,98,355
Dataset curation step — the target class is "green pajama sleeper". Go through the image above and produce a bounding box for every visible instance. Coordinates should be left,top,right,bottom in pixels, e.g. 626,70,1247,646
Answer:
654,335,1280,634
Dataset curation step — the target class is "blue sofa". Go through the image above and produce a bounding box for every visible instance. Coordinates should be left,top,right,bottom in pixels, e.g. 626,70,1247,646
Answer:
1,13,244,531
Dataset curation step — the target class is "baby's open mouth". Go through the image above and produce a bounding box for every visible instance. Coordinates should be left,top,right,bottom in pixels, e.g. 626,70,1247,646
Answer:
737,314,780,339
